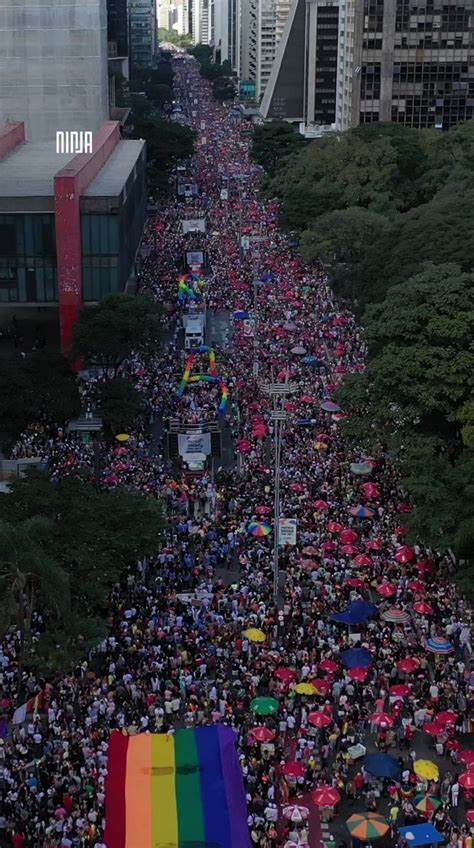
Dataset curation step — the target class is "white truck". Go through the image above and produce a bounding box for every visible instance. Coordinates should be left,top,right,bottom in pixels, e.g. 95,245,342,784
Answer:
183,308,206,350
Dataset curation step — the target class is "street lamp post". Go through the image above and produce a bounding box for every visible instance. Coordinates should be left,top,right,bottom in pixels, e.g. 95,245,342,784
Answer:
262,377,297,606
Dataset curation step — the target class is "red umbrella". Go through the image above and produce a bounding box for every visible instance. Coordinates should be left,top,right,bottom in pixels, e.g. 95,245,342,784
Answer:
290,483,305,493
416,559,434,574
370,712,394,727
408,580,426,592
250,727,275,742
316,434,331,441
437,711,459,726
395,526,409,536
237,439,252,452
377,583,397,597
346,578,365,588
466,811,474,824
284,402,297,411
424,722,448,736
353,554,373,567
300,559,318,571
314,500,329,510
301,394,315,403
365,540,384,551
282,761,306,778
460,751,474,767
328,521,344,533
256,505,272,516
459,771,474,789
322,541,337,552
275,667,296,683
397,658,420,674
413,601,434,615
395,545,415,563
312,786,341,806
349,667,368,682
303,546,318,556
319,659,339,673
339,529,359,544
308,712,332,728
341,544,360,555
308,678,332,693
389,684,410,697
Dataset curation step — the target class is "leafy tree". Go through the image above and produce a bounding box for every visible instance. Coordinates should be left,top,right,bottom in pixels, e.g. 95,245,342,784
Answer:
213,76,237,101
132,116,195,190
72,294,163,375
251,121,304,178
158,28,193,48
188,44,214,64
145,83,172,107
0,352,80,449
0,517,69,684
301,207,392,302
95,377,146,434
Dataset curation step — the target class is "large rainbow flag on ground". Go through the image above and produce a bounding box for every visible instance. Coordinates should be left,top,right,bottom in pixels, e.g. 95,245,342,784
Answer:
105,725,251,848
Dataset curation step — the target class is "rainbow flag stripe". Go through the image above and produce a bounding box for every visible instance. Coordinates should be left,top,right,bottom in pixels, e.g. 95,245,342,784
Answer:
105,726,250,848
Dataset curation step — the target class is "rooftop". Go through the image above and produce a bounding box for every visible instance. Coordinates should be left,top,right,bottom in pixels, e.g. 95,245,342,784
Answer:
83,140,145,197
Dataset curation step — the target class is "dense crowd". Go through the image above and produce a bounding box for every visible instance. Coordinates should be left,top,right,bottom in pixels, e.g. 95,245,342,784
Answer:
0,58,473,848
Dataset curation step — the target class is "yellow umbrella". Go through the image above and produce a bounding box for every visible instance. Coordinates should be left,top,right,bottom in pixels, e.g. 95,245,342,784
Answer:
244,628,266,643
115,433,130,442
315,442,329,451
295,682,318,696
414,759,439,780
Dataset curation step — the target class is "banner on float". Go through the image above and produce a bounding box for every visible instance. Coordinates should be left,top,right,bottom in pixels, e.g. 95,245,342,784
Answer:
279,518,297,546
182,219,206,234
178,433,212,457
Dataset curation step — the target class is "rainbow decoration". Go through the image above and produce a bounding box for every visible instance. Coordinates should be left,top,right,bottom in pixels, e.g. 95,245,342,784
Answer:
105,726,250,848
178,273,208,303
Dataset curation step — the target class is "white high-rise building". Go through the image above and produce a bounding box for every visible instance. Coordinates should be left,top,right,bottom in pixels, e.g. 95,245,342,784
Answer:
214,0,241,71
239,0,291,101
129,0,158,71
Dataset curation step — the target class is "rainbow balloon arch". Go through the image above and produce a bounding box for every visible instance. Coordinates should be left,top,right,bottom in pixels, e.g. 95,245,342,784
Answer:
178,273,207,303
177,345,229,414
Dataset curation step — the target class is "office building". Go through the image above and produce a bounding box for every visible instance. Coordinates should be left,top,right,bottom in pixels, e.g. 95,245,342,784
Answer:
237,0,292,101
0,0,109,143
261,0,474,134
107,0,129,57
129,0,158,72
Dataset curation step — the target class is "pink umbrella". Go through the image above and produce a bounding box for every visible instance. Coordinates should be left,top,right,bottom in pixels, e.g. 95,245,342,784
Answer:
301,395,315,403
275,667,297,683
365,540,384,551
308,712,332,728
312,786,341,807
377,583,397,597
362,482,381,498
256,505,272,516
303,546,319,556
322,541,337,552
353,554,373,567
308,678,332,693
459,751,474,767
395,526,409,536
424,722,448,736
395,545,415,563
416,559,434,574
341,544,360,555
314,500,329,510
346,577,365,588
290,483,305,493
408,579,426,592
282,761,306,778
327,521,344,533
437,711,459,726
397,658,420,674
389,684,410,697
339,529,359,544
250,727,275,742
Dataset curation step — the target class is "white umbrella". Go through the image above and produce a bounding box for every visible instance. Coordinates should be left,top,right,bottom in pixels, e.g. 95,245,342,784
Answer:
283,805,309,822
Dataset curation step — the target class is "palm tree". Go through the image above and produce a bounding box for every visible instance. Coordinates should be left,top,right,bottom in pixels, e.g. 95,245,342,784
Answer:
0,517,70,691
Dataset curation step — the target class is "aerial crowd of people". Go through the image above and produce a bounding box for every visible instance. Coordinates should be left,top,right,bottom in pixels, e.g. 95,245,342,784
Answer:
0,57,473,848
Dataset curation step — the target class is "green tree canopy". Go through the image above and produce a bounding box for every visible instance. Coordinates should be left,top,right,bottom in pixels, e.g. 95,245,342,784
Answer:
301,207,392,302
251,121,305,179
213,76,237,101
0,352,80,449
95,377,146,434
72,294,163,375
132,116,195,190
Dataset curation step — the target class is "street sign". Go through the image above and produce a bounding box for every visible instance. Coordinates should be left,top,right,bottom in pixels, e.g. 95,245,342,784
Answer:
279,518,297,546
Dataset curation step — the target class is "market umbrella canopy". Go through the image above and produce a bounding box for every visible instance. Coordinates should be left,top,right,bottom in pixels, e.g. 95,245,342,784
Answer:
327,521,344,533
115,433,130,442
341,647,373,668
365,539,384,551
424,721,447,736
459,750,474,766
346,813,390,841
389,684,411,697
308,711,332,728
295,682,318,696
362,482,381,498
395,545,416,563
346,577,365,588
350,461,373,475
370,712,394,727
459,770,474,789
282,805,309,822
426,637,454,654
348,667,369,682
414,759,439,780
291,345,307,355
398,824,445,846
364,753,401,778
255,505,272,515
341,544,360,555
248,521,271,537
319,659,340,673
250,697,279,716
314,499,329,509
339,529,359,544
413,601,434,615
249,726,275,742
353,554,373,566
244,628,266,643
382,606,410,623
376,583,397,598
321,401,341,413
312,786,341,806
397,657,420,673
436,711,459,726
414,795,441,814
349,505,376,519
275,667,296,682
282,761,306,778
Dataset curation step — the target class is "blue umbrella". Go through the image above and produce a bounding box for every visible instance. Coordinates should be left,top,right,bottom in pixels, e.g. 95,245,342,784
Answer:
348,600,378,619
331,610,368,625
349,505,376,519
426,637,454,654
302,355,318,365
233,310,249,320
364,753,401,779
341,647,373,668
398,825,445,846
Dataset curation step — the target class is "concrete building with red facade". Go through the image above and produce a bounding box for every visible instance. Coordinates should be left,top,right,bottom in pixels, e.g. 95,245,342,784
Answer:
0,0,148,354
